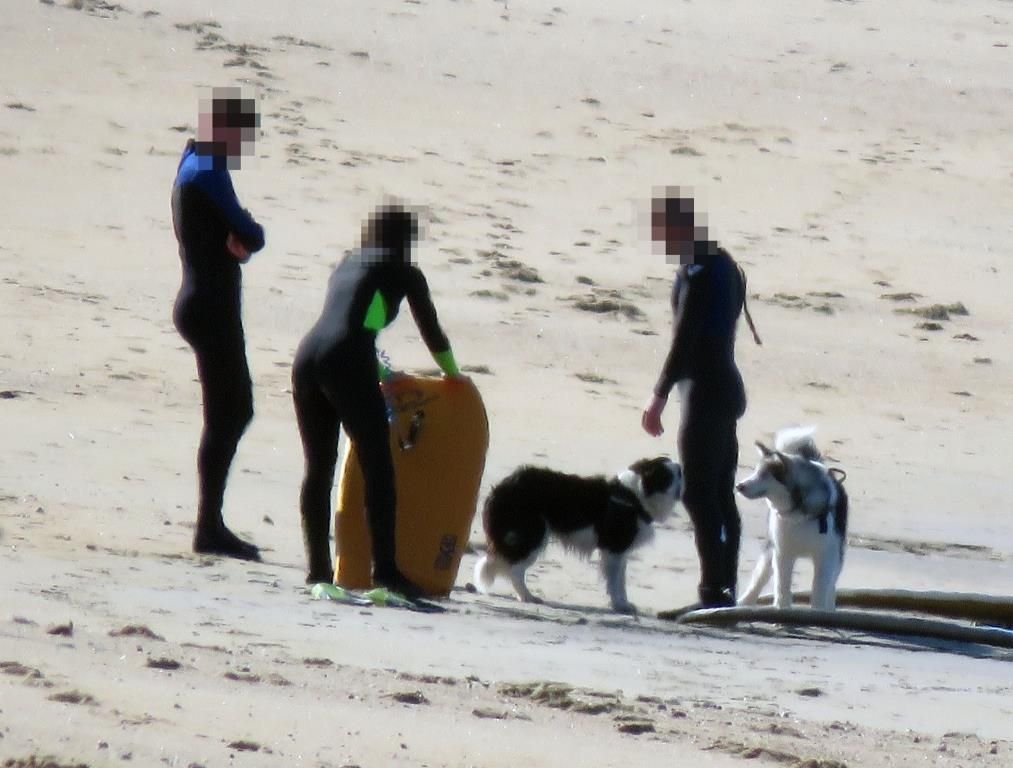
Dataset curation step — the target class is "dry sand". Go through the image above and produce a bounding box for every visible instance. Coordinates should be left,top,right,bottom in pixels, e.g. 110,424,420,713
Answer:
1,1,1011,766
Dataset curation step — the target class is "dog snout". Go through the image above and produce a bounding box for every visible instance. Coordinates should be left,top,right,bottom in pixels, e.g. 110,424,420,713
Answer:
735,478,760,498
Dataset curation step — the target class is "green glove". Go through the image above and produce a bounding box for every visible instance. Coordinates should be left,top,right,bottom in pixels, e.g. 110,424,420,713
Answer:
433,348,460,376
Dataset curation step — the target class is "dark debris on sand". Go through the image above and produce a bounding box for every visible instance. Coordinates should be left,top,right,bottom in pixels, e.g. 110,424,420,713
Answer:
571,293,646,320
109,624,165,641
3,757,92,768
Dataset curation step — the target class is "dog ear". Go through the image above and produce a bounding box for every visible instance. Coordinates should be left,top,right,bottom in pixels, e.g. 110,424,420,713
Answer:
755,440,773,457
769,452,790,483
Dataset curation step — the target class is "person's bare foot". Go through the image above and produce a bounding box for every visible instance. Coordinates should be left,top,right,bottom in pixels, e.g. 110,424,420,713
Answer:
193,527,261,561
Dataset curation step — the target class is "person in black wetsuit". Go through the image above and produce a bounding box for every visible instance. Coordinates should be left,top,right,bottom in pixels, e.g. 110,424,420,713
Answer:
641,190,761,609
171,89,264,561
293,204,461,598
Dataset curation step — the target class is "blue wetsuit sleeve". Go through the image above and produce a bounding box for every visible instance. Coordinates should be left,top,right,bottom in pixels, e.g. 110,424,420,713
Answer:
191,169,265,253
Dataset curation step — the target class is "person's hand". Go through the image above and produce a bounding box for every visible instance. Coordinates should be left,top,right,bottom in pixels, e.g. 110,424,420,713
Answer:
226,232,251,262
641,393,667,437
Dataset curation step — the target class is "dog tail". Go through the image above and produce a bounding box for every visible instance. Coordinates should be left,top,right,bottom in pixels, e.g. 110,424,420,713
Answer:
774,425,822,461
474,549,505,594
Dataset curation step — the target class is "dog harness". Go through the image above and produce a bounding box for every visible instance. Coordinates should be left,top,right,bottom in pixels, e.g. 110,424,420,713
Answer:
608,488,653,525
788,462,840,534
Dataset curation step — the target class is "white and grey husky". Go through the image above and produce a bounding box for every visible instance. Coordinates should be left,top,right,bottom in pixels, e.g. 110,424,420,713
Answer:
735,427,848,611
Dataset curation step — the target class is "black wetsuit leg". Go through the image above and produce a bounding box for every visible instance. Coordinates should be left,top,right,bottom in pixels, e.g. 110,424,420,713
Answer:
716,417,741,595
678,394,741,607
293,341,402,586
174,303,256,559
292,351,342,583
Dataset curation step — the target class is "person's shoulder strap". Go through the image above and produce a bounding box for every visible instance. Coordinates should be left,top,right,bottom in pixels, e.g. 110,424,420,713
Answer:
737,265,761,346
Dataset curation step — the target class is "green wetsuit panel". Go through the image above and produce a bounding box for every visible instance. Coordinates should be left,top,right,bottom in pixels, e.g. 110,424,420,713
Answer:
363,290,388,331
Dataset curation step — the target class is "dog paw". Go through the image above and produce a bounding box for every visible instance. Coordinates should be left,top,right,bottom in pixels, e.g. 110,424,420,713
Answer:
519,594,544,605
613,602,638,615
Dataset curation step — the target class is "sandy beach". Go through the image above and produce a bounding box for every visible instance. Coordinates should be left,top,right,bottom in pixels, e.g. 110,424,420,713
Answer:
1,1,1011,765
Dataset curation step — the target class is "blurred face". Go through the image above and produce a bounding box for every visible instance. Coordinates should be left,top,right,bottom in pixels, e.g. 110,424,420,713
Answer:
214,123,245,156
651,209,695,263
197,101,257,159
360,203,420,262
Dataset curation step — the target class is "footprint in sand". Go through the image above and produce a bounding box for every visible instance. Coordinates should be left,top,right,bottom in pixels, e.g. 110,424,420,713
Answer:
0,660,47,685
302,657,334,668
849,534,1001,561
390,690,431,705
494,258,542,285
473,707,532,721
569,288,646,321
46,622,73,637
48,689,98,705
470,289,509,302
109,624,164,642
616,719,656,735
173,20,277,80
224,669,262,684
227,740,263,753
893,301,969,322
755,292,837,315
146,657,182,670
61,0,130,19
271,34,333,51
575,372,618,386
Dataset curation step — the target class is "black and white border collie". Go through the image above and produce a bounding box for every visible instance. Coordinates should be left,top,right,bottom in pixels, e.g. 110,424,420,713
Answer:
735,427,849,611
474,457,682,614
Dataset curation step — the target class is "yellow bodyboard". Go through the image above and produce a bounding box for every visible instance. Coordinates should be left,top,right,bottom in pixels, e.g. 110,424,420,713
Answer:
333,376,489,596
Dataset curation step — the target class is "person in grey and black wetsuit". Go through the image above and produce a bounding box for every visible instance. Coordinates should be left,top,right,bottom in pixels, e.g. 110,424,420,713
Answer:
641,190,761,609
293,204,461,598
171,89,263,561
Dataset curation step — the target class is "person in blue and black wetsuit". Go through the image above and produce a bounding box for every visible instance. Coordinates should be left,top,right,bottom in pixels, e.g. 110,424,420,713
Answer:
171,89,264,561
293,204,461,598
641,190,761,609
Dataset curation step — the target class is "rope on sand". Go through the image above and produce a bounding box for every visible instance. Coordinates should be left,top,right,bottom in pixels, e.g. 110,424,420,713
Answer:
756,589,1013,624
665,603,1013,650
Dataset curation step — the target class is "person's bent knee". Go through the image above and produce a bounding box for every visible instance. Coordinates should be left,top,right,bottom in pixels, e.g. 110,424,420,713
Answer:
680,483,718,515
227,394,253,433
211,397,253,438
239,397,254,430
